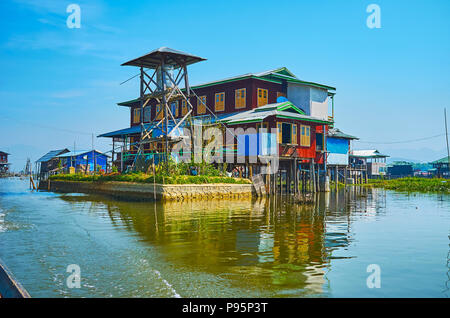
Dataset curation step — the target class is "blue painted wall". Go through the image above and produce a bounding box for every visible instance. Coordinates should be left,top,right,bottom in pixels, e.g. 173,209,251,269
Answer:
327,137,350,165
327,138,349,154
64,152,107,171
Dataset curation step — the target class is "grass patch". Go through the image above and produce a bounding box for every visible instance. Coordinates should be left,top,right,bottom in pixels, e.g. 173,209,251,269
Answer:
49,172,251,185
367,177,450,193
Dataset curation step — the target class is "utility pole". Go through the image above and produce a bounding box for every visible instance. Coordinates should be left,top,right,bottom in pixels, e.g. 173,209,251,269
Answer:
92,133,95,172
445,108,450,177
73,141,76,172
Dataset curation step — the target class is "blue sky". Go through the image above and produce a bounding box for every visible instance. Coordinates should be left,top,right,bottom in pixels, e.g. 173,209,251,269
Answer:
1,0,449,171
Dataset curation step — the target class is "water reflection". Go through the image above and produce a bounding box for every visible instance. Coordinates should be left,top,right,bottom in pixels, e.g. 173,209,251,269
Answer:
60,187,386,297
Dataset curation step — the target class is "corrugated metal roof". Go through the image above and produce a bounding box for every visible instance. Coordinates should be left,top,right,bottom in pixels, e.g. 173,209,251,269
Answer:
327,128,359,140
56,150,109,158
117,67,335,107
430,156,450,164
350,149,389,158
98,113,235,138
121,47,206,69
98,125,145,138
36,149,69,163
219,102,330,125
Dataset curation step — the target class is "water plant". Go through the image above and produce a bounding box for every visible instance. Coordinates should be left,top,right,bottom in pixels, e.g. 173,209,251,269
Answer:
367,177,450,193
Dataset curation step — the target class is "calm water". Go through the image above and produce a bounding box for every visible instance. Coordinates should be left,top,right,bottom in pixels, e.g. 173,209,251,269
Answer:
0,178,448,298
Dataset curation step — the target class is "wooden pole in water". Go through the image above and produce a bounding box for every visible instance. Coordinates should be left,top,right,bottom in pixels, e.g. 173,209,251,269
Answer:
279,170,282,196
312,161,316,193
152,160,156,201
445,108,450,177
344,167,347,188
316,164,320,192
29,176,36,190
335,166,338,190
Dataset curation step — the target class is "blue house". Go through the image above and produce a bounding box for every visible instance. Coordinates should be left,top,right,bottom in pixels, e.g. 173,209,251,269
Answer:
326,128,358,166
56,150,109,173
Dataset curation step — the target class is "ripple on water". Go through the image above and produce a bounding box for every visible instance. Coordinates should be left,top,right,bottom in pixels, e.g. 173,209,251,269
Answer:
0,207,5,232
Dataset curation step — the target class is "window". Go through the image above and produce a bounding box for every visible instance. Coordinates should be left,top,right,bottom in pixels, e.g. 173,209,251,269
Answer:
300,125,311,147
170,101,178,117
155,104,163,120
181,100,188,116
235,88,246,109
277,122,282,143
316,132,324,151
215,92,225,112
257,88,268,107
143,106,151,122
281,123,292,144
197,95,206,114
292,124,297,145
276,122,298,144
133,108,141,124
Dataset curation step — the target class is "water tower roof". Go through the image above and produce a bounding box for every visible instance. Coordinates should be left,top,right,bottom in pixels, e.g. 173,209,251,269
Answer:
121,47,206,69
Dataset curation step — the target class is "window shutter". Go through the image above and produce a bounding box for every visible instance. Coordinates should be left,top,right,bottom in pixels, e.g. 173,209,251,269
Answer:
277,122,282,144
292,124,297,145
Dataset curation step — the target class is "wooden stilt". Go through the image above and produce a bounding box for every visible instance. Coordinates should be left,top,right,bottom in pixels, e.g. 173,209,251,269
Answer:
335,166,338,190
312,162,316,193
316,164,320,192
344,167,347,188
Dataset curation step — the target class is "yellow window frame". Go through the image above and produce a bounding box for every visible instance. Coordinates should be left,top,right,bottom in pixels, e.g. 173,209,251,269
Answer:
291,123,298,145
170,100,179,117
215,92,225,112
235,88,246,109
155,104,163,120
133,108,141,124
277,122,282,144
197,95,206,114
181,100,188,116
300,125,311,147
257,88,268,107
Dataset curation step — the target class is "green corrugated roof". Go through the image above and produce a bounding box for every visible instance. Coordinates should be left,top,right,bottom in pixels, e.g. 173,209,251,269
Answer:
430,156,450,164
327,128,358,140
117,67,335,107
219,101,331,126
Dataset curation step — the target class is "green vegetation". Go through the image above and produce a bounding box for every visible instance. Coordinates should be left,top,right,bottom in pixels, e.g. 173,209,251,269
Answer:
49,161,250,185
367,177,450,193
49,172,250,184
